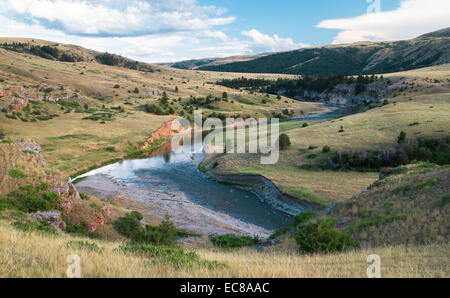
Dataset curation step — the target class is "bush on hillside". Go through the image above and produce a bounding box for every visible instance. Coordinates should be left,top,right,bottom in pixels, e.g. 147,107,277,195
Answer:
294,218,358,254
0,183,61,213
113,211,143,237
330,136,450,170
210,234,260,249
113,213,178,246
279,133,291,150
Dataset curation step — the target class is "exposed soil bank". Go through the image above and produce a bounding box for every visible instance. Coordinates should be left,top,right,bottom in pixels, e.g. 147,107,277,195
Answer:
206,172,319,216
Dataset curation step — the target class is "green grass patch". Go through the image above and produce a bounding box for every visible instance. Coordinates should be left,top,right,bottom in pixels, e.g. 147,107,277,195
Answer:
438,194,449,207
0,183,60,213
8,169,28,179
71,176,87,185
118,243,225,270
11,221,58,235
392,185,413,195
347,214,408,232
288,187,324,205
66,241,104,253
210,234,260,249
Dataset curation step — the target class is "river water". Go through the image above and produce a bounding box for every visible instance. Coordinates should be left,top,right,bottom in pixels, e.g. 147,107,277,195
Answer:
77,107,348,233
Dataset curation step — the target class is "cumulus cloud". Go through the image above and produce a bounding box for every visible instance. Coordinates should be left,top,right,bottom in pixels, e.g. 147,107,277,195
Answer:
241,29,309,53
0,0,308,62
317,0,450,44
0,0,234,37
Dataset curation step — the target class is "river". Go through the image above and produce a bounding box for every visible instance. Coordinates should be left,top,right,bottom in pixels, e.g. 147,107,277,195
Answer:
76,107,347,237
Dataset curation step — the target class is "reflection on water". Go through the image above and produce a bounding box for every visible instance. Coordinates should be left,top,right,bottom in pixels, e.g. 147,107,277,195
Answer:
78,108,349,231
79,146,293,230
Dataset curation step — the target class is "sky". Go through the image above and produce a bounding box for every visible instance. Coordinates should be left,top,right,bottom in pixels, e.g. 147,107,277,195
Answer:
0,0,449,63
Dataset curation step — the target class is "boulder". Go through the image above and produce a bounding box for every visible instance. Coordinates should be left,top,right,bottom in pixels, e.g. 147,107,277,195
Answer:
14,140,42,155
28,210,66,231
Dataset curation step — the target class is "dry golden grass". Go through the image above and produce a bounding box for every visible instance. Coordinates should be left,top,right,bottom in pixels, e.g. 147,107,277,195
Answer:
0,222,447,278
329,166,450,247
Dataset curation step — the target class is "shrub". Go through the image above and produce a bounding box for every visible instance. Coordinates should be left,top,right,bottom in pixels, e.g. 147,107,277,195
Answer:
302,123,308,128
8,169,27,179
210,234,260,249
113,212,142,237
322,146,331,153
294,218,358,254
279,133,291,150
438,194,449,207
397,131,407,144
79,192,90,200
156,215,177,246
114,212,177,246
330,136,450,170
0,184,60,213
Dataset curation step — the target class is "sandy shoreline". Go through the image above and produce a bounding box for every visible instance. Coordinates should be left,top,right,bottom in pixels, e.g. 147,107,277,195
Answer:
76,174,274,238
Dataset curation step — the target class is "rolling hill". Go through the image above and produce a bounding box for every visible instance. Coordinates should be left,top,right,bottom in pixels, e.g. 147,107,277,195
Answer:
162,53,272,70
197,28,450,76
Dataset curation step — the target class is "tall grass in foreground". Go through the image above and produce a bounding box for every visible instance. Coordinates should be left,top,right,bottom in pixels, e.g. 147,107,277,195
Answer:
0,222,448,278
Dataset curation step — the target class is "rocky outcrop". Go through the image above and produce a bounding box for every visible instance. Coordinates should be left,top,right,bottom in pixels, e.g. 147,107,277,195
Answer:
28,210,66,231
143,119,189,149
50,178,81,215
12,98,28,112
14,140,42,155
86,206,112,233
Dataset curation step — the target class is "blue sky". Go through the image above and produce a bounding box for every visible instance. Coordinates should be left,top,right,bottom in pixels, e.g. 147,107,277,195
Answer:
199,0,401,46
0,0,448,63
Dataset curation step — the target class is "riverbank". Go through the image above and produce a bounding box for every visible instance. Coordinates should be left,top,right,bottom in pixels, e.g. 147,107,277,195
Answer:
206,172,319,215
76,173,275,238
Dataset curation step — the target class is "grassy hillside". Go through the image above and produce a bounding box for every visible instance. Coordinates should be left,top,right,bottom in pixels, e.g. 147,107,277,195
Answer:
162,53,272,70
327,165,449,247
0,220,447,277
199,28,450,75
205,65,450,204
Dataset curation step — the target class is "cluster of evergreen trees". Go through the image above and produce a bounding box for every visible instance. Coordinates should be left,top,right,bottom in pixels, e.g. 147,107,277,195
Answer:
95,52,154,72
0,42,80,62
216,74,380,98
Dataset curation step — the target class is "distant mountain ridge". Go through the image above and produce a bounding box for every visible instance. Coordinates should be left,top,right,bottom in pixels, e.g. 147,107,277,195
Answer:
193,28,450,76
161,53,272,70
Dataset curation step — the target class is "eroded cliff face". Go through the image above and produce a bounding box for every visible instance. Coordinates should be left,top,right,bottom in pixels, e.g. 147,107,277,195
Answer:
142,119,190,149
0,139,113,233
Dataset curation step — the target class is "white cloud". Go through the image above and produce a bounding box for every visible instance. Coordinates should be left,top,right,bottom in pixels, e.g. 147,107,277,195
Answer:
0,0,234,37
317,0,450,44
0,0,308,62
241,29,309,53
